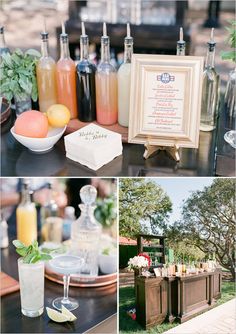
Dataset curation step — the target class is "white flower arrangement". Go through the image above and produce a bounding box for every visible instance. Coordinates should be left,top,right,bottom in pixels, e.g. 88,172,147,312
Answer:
128,255,149,270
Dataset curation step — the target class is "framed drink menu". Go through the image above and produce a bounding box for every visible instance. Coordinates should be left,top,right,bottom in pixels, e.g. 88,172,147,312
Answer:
128,54,204,148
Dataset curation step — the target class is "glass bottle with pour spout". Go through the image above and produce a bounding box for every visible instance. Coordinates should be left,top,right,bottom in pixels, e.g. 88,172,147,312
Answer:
56,22,78,119
0,26,10,58
118,23,133,127
36,20,57,113
96,22,118,125
16,179,37,246
76,22,97,122
70,185,101,277
200,28,220,131
176,27,185,56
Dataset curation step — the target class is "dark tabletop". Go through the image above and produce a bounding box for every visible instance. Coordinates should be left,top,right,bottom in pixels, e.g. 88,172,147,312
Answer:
1,103,235,177
1,243,117,333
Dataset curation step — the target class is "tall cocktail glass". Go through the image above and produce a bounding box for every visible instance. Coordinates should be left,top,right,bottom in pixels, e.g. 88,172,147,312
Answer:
18,259,44,317
49,255,84,311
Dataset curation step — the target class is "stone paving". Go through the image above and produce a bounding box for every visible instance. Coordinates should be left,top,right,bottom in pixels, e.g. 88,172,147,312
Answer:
163,298,236,334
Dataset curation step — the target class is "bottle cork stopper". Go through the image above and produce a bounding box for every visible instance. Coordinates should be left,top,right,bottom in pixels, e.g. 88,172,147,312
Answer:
80,185,97,205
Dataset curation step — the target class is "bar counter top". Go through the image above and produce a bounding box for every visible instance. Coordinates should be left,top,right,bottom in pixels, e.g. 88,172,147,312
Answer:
135,269,222,329
1,101,234,177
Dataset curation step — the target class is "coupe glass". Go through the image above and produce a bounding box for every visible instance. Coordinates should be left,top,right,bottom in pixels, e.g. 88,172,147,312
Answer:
49,255,84,311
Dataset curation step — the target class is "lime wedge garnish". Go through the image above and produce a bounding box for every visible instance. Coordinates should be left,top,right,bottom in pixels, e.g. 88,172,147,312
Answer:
46,307,70,322
61,305,77,321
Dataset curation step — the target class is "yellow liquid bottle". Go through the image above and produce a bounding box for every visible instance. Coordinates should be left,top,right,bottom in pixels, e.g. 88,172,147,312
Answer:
36,31,57,113
16,181,37,246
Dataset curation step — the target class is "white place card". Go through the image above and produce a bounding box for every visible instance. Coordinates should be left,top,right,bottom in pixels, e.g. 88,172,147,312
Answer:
64,124,123,170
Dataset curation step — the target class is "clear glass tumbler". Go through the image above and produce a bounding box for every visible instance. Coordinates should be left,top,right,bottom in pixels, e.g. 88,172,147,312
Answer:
18,259,44,317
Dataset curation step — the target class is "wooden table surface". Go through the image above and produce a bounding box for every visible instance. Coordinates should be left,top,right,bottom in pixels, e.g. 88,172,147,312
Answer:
1,243,117,333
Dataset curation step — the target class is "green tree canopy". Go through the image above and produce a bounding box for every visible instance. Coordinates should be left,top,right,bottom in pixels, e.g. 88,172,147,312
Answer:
166,240,206,263
119,178,172,238
166,178,235,279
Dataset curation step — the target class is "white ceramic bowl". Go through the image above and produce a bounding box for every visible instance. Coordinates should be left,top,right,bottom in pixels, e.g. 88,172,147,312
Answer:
11,126,66,153
98,253,117,274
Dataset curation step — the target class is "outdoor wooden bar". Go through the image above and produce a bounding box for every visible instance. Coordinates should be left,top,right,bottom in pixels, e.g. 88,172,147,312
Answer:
174,272,215,323
135,269,222,329
135,276,168,329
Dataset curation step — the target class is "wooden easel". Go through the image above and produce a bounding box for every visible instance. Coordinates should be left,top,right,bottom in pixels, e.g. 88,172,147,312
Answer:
143,142,180,162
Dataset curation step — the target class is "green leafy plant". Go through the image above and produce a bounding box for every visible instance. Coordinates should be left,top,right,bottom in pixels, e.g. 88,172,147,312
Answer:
95,195,117,228
13,239,52,264
102,247,111,256
0,48,41,102
221,19,236,62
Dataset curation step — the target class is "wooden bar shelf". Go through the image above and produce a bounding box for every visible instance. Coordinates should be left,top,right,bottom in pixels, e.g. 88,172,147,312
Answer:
137,234,166,266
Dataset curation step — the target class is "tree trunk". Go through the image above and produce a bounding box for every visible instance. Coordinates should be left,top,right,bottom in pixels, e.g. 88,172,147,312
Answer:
229,266,235,281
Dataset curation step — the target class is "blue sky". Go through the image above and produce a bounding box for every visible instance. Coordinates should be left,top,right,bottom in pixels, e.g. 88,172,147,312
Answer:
151,177,215,225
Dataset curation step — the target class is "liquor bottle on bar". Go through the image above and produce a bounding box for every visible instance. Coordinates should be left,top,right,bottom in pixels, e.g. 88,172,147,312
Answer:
0,26,10,58
56,22,77,119
200,28,220,131
95,22,118,125
76,22,97,122
36,20,57,113
176,27,185,56
40,182,58,226
118,23,133,127
16,180,37,246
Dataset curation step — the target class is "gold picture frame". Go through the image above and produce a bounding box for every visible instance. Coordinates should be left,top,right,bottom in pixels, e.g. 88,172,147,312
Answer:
128,54,204,149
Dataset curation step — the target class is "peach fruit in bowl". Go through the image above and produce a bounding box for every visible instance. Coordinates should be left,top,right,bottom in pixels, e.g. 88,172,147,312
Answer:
11,106,70,153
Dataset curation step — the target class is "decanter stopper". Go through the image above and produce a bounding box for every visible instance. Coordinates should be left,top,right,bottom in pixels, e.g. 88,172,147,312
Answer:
80,185,97,205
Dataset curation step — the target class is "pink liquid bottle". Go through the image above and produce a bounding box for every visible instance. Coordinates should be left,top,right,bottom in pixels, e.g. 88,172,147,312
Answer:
56,22,78,119
95,23,118,125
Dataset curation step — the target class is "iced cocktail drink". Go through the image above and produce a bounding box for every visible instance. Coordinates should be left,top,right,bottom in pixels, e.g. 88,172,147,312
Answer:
18,259,44,317
49,255,83,311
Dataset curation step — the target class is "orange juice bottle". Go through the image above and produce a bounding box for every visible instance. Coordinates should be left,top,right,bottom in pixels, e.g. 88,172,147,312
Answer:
56,23,77,119
16,181,37,246
95,23,118,125
36,29,57,113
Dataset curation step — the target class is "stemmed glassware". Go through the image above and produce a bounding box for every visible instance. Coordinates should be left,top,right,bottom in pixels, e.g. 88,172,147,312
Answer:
49,255,84,311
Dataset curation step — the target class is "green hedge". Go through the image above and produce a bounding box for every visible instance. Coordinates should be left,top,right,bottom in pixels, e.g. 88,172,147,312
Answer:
119,245,137,268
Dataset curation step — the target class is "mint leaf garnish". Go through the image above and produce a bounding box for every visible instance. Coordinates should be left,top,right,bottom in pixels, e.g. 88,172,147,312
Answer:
16,248,28,257
12,240,25,249
40,254,52,261
12,239,52,264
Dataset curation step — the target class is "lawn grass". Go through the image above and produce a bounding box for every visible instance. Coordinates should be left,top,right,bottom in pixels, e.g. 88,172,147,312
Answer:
119,281,235,333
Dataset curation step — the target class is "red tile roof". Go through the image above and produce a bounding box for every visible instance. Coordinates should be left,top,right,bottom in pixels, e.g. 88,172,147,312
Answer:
119,237,137,245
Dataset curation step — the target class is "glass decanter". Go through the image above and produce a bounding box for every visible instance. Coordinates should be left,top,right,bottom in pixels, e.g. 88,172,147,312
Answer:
70,185,101,277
